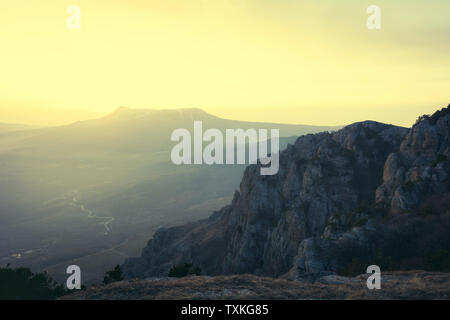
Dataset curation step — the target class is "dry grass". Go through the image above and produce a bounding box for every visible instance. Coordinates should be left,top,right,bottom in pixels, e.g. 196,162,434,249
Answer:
62,270,450,300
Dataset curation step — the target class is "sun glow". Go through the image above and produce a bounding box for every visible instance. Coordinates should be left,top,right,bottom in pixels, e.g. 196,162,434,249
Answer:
0,0,449,126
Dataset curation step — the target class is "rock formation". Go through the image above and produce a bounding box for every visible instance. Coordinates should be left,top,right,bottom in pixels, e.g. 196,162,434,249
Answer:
123,105,450,280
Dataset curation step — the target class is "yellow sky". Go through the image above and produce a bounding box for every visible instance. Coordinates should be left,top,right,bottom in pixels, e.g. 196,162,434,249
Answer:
0,0,449,126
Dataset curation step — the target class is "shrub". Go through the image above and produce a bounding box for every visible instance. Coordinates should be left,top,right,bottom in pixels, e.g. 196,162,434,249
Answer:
414,114,430,125
103,265,124,285
354,217,369,227
415,104,450,125
427,250,450,272
339,257,365,277
431,154,448,167
168,263,202,278
0,265,66,300
429,105,450,125
418,207,433,217
403,181,415,193
371,255,398,271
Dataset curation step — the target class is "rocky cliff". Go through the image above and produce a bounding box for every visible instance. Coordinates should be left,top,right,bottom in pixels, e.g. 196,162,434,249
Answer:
123,105,450,279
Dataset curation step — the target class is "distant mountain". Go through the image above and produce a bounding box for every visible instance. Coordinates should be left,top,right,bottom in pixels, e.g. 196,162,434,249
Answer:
0,107,340,283
122,104,450,280
0,122,42,133
7,107,340,153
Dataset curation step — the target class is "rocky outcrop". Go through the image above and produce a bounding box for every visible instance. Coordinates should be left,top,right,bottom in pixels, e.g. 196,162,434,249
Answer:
376,109,450,212
123,105,450,280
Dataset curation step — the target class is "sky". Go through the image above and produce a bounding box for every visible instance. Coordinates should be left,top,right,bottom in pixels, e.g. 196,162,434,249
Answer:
0,0,449,126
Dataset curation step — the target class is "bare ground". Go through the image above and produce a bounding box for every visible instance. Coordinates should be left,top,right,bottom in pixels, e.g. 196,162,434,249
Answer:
62,270,450,300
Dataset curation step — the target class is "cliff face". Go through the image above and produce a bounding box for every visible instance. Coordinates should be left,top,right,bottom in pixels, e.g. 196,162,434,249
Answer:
123,106,450,279
376,110,450,212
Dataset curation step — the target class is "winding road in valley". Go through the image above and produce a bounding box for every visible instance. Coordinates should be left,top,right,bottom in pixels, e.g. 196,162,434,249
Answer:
69,191,115,235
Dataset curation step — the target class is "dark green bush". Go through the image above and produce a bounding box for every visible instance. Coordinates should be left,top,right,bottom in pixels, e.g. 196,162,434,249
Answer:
431,154,448,167
103,265,124,285
403,181,415,193
0,265,66,300
427,250,450,272
415,104,450,125
371,255,398,271
429,105,450,125
168,263,202,278
339,257,365,277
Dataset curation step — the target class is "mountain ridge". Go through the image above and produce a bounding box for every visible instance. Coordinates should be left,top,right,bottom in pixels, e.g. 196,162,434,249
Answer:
1,107,342,154
122,104,450,279
0,106,342,283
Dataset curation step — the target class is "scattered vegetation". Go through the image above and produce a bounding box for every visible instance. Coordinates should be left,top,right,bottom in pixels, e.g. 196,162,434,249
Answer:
403,181,415,193
103,265,124,285
337,200,450,276
371,255,398,272
429,104,450,124
432,154,448,167
415,104,450,125
415,114,430,125
339,253,399,276
346,200,371,227
0,265,66,300
427,250,450,272
62,272,450,300
354,217,369,227
418,206,433,217
339,257,365,277
168,263,202,278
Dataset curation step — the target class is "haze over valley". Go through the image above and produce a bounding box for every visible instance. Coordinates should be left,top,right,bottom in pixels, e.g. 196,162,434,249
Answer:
0,107,340,283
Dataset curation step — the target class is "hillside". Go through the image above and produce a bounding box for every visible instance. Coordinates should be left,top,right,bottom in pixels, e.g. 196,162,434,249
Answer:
0,123,42,133
3,107,340,153
0,107,338,283
123,104,450,279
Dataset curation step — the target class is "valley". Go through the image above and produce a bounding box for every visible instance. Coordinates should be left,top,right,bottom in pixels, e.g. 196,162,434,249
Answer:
0,107,337,283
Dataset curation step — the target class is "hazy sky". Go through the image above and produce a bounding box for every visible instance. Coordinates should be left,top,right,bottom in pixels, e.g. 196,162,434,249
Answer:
0,0,449,126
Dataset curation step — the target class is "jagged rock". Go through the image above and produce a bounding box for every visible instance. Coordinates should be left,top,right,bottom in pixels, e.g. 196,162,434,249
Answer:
123,105,450,280
376,107,450,213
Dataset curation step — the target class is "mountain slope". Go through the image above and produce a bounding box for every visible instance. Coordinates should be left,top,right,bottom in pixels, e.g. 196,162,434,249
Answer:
4,107,340,154
0,123,42,133
123,105,450,279
0,107,338,283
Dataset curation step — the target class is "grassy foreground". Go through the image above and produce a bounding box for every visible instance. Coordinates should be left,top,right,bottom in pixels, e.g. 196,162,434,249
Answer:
62,270,450,300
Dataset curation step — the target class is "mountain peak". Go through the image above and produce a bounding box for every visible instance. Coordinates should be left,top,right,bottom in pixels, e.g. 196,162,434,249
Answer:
106,106,214,121
113,106,132,113
108,106,152,118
